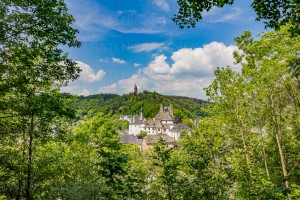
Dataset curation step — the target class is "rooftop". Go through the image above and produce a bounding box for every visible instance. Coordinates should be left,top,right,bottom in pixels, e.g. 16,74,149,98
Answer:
154,111,174,121
120,135,142,145
145,134,175,145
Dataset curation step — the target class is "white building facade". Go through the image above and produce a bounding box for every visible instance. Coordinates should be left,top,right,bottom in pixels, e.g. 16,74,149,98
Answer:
120,104,189,141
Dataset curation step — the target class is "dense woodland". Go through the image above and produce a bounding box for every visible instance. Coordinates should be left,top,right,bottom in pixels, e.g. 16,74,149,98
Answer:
75,92,208,126
1,0,300,199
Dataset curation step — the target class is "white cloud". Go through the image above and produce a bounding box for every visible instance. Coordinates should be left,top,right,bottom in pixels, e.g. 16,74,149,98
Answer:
128,42,169,52
170,42,238,75
79,89,91,96
99,74,148,94
65,0,168,41
112,57,126,64
143,55,171,75
99,58,110,63
154,0,169,12
60,61,105,96
60,85,91,96
202,7,245,23
76,61,105,82
99,42,238,99
134,63,141,67
156,17,167,25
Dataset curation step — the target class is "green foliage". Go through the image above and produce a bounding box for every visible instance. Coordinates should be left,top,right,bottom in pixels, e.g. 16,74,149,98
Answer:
2,1,300,199
0,0,80,198
75,113,148,199
204,24,300,199
173,0,300,35
139,130,148,138
174,0,234,28
146,139,183,199
75,92,208,123
179,117,232,199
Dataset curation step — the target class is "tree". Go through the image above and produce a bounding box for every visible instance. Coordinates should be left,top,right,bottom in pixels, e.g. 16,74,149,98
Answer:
204,25,300,199
234,25,300,199
0,0,80,199
173,0,300,35
146,139,183,199
178,117,233,199
76,113,147,199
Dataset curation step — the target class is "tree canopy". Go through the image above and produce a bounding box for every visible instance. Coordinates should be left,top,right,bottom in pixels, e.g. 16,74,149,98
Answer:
173,0,300,35
0,0,81,198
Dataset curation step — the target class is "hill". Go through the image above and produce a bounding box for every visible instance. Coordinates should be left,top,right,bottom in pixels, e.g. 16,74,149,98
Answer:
75,92,208,125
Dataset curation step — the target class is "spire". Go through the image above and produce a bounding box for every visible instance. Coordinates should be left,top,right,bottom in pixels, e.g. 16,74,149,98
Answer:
134,84,138,95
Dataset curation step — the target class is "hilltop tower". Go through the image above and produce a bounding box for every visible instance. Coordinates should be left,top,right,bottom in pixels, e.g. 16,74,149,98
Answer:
134,84,138,95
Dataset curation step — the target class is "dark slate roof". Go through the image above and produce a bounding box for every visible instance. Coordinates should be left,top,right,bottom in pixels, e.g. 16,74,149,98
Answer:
144,120,163,128
120,135,142,145
129,115,142,125
145,134,175,145
154,112,174,121
171,123,189,131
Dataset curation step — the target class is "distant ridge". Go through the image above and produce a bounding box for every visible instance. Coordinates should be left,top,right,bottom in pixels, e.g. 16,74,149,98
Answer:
75,92,208,124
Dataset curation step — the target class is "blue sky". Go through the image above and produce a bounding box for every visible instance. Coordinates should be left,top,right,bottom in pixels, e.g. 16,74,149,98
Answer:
61,0,266,99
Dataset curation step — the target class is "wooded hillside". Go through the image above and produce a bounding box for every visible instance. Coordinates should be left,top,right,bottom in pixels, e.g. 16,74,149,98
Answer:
75,92,208,123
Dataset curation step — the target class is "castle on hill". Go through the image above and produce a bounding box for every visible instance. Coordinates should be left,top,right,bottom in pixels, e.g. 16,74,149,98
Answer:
120,85,190,141
120,103,189,141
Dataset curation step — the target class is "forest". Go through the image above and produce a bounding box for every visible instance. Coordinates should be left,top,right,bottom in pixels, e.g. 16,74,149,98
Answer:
1,0,300,199
75,92,208,126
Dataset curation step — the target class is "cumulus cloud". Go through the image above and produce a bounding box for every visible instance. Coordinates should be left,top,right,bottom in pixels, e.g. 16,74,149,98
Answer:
112,57,127,64
61,85,91,96
79,89,91,96
170,42,238,75
76,61,105,82
100,74,148,94
134,63,141,67
128,42,169,52
61,61,105,95
143,54,172,79
99,42,238,99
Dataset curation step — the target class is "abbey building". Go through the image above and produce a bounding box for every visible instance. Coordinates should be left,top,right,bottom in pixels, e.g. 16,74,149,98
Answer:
120,104,189,141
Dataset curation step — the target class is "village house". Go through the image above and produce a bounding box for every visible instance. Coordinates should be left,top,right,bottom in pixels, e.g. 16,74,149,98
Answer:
120,103,189,141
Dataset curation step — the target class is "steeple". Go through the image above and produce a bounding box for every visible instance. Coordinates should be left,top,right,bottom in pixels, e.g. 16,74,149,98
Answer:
134,84,138,95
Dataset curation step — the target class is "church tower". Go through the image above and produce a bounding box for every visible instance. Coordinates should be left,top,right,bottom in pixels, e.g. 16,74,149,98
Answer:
134,84,138,95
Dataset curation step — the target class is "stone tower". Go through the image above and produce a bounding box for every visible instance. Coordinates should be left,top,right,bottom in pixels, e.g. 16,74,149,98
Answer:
134,84,138,95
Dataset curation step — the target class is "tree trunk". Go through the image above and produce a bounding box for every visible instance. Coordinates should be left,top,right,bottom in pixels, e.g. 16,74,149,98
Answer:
16,130,26,199
259,128,270,179
274,121,291,200
271,96,291,200
26,114,34,200
239,127,251,175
